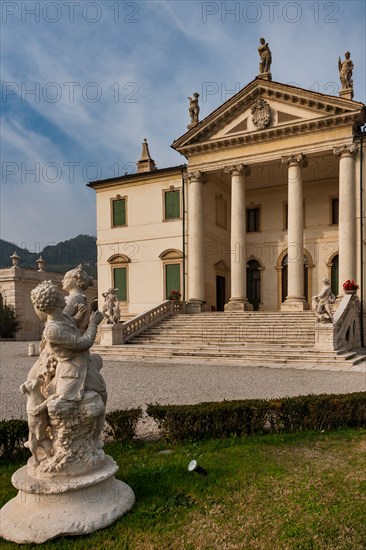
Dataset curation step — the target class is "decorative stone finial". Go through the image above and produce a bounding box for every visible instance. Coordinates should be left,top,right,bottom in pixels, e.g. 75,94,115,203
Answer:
338,51,354,100
10,251,20,267
187,92,200,129
257,38,272,81
137,138,157,173
36,256,45,272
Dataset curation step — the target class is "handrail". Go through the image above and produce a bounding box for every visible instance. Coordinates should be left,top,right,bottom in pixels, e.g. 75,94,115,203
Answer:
120,300,185,344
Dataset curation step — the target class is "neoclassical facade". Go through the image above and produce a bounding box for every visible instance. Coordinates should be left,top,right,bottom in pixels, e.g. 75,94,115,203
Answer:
89,77,366,337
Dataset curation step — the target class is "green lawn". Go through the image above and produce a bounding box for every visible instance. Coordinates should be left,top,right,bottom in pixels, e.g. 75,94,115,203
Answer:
1,429,365,549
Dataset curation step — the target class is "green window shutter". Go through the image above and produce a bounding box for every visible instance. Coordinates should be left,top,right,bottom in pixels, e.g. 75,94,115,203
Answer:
166,264,180,298
114,268,127,301
165,191,180,219
113,199,126,226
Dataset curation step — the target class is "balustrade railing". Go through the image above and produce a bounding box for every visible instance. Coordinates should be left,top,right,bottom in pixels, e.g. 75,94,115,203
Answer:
120,300,185,344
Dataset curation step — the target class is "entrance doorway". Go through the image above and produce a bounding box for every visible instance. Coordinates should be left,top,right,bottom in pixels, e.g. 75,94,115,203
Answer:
281,254,308,303
216,275,226,311
247,259,261,310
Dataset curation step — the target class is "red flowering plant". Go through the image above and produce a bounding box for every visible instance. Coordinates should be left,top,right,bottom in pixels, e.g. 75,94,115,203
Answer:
343,280,359,291
169,290,182,301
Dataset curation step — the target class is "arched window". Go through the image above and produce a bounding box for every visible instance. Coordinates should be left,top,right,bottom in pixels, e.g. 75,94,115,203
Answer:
159,250,183,300
107,255,130,301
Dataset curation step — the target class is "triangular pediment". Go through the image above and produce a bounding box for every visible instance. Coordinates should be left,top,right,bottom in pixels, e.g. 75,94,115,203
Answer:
172,79,364,153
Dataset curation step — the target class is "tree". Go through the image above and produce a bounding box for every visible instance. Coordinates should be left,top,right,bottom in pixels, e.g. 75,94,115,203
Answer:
0,295,19,338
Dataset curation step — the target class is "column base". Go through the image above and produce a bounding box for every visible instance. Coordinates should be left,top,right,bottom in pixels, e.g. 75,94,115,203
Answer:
224,299,253,312
281,298,309,311
186,300,204,314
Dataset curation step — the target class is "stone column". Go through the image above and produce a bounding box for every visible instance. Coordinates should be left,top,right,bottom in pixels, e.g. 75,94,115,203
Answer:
281,154,309,311
334,144,357,295
224,164,253,311
187,171,205,313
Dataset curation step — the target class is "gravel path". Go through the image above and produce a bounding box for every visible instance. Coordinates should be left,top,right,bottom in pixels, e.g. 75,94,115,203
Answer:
1,342,365,437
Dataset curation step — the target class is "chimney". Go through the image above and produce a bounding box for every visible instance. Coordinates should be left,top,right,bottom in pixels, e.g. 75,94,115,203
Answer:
137,139,157,173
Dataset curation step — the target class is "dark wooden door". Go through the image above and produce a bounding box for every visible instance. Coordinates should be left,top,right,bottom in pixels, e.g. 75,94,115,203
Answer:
216,275,226,311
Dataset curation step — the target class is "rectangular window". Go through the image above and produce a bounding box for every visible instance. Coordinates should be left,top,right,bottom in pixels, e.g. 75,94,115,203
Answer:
112,198,126,227
113,267,127,301
165,264,180,299
164,190,180,220
247,208,260,232
332,198,339,225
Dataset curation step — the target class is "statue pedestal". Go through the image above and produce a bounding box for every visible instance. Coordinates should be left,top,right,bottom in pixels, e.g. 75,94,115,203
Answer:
339,88,354,101
0,456,135,544
100,323,124,346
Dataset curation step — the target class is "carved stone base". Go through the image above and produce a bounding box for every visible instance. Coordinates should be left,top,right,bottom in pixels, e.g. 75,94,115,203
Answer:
224,300,253,312
186,300,203,314
281,298,310,311
256,72,272,82
314,322,336,351
0,456,135,544
339,88,354,101
99,324,124,346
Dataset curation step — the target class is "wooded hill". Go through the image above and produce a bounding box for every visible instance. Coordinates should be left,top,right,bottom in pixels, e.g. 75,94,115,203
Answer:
0,235,97,277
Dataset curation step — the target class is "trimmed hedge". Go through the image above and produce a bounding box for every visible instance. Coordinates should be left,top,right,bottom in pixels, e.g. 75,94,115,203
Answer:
146,392,366,442
0,419,28,457
106,407,143,442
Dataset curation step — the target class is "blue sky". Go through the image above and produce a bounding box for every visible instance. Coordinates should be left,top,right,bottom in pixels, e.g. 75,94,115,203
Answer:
1,0,365,250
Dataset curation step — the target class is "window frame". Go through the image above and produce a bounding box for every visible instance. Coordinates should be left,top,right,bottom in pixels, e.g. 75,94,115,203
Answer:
330,196,339,225
246,206,261,233
110,195,128,228
163,186,182,221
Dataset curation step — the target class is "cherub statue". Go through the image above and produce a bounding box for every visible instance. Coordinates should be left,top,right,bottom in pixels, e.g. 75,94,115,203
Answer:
258,38,272,74
338,51,354,91
24,280,106,475
313,278,335,323
102,288,121,324
62,264,93,331
20,375,54,465
188,92,200,126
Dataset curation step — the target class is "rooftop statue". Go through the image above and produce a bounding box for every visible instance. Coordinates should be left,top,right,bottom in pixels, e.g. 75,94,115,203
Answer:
258,38,272,76
188,92,200,127
338,51,353,90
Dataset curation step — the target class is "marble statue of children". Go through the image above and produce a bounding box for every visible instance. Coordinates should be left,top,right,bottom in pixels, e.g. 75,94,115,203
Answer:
62,264,93,330
31,280,104,402
313,278,335,323
102,288,121,324
20,375,54,464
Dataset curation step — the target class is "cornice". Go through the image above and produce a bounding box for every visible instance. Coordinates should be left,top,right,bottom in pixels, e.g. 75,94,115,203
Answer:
176,111,363,156
172,79,365,151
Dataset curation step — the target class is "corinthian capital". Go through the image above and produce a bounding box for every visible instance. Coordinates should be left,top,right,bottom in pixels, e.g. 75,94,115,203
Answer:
224,164,251,177
186,171,206,184
281,153,308,168
333,144,358,157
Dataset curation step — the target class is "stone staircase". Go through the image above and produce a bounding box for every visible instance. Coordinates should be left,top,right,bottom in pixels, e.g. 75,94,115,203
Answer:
94,311,366,370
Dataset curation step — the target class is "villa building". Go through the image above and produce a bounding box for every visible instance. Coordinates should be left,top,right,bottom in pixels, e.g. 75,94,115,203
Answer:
89,73,365,339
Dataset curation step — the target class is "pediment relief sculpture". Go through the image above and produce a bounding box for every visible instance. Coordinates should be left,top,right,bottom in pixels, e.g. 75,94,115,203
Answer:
251,97,271,129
